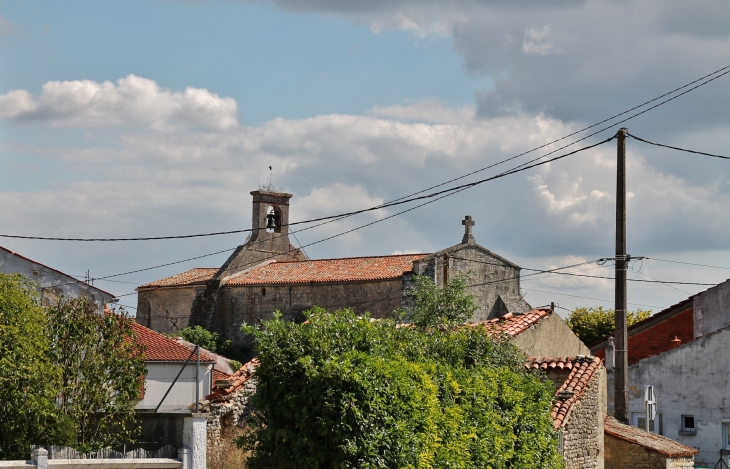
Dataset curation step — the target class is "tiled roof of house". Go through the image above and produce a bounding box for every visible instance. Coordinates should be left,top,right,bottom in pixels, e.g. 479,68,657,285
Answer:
138,268,219,289
528,355,602,428
213,368,231,383
480,308,551,336
131,321,216,363
225,254,428,286
604,416,699,457
206,358,258,401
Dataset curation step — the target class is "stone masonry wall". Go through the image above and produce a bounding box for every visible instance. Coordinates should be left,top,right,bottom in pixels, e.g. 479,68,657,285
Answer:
561,368,605,469
137,285,204,334
604,434,668,469
214,278,404,344
202,379,257,450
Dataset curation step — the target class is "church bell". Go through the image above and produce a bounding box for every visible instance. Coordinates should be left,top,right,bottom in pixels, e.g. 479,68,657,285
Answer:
266,212,277,230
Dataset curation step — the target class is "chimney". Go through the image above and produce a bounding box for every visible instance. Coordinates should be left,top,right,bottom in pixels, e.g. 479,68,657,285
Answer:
605,337,615,372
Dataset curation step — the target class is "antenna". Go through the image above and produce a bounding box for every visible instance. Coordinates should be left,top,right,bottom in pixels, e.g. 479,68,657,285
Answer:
265,166,273,191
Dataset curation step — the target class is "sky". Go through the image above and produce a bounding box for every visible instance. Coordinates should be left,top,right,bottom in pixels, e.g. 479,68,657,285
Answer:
1,0,730,316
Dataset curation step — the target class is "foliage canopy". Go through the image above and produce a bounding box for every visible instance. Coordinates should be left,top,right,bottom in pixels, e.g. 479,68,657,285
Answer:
47,297,146,450
402,274,477,328
238,308,563,468
565,306,651,345
0,274,145,454
0,274,60,447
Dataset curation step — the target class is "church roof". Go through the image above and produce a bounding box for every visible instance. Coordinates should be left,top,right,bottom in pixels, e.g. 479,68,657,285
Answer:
528,355,602,428
226,254,428,286
138,267,219,289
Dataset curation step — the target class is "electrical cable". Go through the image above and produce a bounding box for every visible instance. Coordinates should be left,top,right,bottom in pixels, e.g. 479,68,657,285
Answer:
520,288,662,309
627,133,730,160
645,257,730,270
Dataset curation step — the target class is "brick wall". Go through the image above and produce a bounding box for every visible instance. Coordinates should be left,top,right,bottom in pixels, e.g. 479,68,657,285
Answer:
561,368,604,469
594,308,694,365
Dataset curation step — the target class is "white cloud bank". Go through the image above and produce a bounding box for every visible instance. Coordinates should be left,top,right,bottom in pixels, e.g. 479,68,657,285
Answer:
0,75,239,131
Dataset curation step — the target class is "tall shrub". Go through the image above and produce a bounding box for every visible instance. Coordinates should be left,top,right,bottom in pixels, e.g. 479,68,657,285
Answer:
238,309,563,468
47,298,146,450
0,274,59,449
566,306,651,345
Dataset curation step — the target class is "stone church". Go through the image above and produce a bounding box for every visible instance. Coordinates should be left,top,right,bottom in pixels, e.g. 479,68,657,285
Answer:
136,189,532,344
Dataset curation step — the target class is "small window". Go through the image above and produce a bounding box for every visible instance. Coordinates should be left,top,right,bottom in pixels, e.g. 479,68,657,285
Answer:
682,415,695,432
723,423,730,451
261,288,266,296
635,413,663,435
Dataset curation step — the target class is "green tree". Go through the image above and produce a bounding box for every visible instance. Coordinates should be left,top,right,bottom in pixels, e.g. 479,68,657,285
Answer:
238,308,563,469
0,274,60,451
402,274,477,328
565,306,652,346
47,297,146,450
177,325,233,355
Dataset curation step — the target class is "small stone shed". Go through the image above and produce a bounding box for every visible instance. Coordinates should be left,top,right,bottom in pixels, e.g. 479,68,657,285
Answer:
529,356,606,469
604,416,698,468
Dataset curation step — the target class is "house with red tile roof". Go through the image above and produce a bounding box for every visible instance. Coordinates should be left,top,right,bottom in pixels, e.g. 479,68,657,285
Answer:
136,189,534,347
528,355,606,469
131,319,216,412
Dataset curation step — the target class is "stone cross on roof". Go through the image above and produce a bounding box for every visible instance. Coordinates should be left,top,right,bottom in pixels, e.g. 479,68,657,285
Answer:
462,215,475,244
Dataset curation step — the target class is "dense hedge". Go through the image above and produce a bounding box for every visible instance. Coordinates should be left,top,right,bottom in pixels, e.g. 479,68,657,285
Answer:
238,308,564,468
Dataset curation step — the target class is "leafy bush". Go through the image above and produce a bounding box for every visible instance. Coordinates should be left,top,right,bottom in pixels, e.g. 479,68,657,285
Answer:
47,297,146,450
565,306,652,345
0,274,60,448
238,308,563,468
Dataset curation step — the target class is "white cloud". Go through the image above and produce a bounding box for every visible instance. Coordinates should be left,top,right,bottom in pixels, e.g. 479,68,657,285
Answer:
0,75,239,131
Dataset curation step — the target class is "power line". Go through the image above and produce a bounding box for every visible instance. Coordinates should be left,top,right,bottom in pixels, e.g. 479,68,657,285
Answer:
521,288,662,309
452,256,717,286
627,133,730,160
5,64,730,243
645,257,730,270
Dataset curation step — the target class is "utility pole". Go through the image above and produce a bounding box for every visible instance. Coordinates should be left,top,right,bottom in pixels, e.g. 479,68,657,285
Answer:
614,128,629,423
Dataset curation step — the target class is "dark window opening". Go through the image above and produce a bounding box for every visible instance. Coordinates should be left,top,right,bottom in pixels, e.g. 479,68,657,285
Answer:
682,415,695,432
262,288,266,296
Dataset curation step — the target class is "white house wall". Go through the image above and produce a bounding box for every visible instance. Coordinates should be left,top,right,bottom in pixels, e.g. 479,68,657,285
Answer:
693,279,730,340
623,326,730,467
138,362,213,411
0,248,112,310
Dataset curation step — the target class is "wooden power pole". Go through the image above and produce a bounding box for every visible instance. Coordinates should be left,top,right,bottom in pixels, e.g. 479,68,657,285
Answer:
614,128,629,423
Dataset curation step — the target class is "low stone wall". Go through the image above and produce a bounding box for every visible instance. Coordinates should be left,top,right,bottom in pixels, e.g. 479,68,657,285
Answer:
202,379,257,449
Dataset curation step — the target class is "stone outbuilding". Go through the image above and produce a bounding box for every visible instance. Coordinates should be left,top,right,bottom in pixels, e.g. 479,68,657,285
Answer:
529,356,606,469
604,416,698,468
137,189,534,345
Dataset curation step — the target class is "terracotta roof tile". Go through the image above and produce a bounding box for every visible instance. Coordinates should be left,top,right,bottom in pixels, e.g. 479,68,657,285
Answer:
477,308,551,337
604,416,699,457
138,268,218,289
213,368,232,383
528,355,602,428
226,254,428,286
206,358,258,401
131,321,216,363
